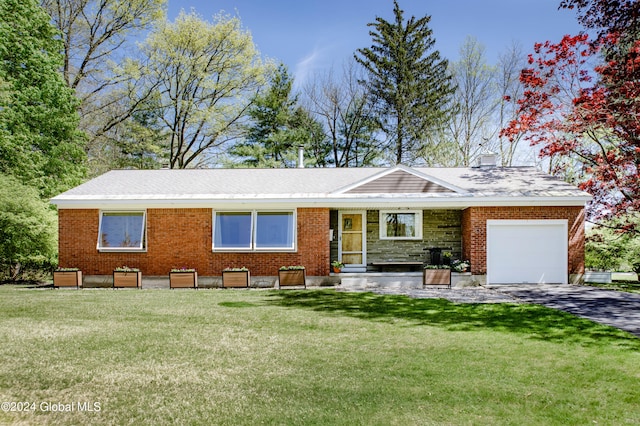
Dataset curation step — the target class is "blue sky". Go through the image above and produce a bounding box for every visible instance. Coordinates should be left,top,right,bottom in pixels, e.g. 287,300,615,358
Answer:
167,1,583,86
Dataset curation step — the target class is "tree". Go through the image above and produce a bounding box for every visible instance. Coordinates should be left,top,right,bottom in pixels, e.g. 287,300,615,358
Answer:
302,61,381,167
501,7,640,231
132,10,268,168
355,0,455,164
586,215,640,273
446,36,498,166
495,42,527,166
42,0,165,174
230,64,300,167
0,174,57,281
0,0,86,198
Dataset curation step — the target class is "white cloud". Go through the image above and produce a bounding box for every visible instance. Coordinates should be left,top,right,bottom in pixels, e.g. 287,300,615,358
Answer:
293,45,329,89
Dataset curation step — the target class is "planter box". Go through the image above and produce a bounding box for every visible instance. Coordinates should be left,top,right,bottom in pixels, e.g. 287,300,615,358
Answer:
113,271,142,288
170,271,198,289
423,269,451,288
222,270,250,288
53,270,82,288
278,269,306,288
584,271,612,284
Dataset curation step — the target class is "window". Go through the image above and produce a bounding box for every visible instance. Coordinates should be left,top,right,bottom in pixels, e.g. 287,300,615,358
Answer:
255,212,294,249
379,210,423,240
214,212,252,249
213,210,296,251
98,211,146,251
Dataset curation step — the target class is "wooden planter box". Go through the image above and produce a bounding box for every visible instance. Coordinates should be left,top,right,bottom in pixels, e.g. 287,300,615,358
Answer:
170,271,198,289
53,270,82,288
278,269,306,288
113,271,142,288
423,269,451,288
222,270,250,288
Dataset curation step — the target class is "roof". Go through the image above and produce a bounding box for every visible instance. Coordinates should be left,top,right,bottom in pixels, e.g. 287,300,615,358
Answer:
50,165,592,209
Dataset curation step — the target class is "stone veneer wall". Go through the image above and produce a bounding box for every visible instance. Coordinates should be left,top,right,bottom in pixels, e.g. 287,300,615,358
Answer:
366,210,462,268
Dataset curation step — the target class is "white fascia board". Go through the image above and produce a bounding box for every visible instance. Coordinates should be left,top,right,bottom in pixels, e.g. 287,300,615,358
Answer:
51,194,591,210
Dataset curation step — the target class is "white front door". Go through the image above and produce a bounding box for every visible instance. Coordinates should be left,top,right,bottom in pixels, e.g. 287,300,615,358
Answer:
338,211,367,272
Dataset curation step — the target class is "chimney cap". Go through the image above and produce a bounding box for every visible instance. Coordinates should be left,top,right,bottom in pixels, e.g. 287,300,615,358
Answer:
297,145,304,168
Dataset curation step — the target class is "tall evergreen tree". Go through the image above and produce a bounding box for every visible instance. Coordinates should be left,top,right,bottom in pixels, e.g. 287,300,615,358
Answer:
0,0,86,198
231,64,323,168
355,1,455,164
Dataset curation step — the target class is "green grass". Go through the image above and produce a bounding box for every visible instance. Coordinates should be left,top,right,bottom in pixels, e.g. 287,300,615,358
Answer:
0,286,639,425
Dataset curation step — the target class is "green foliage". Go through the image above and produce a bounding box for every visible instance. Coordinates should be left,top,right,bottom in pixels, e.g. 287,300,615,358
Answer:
586,215,640,273
0,0,86,198
355,0,455,164
112,100,169,170
0,174,57,280
43,0,166,177
135,10,269,168
230,64,324,168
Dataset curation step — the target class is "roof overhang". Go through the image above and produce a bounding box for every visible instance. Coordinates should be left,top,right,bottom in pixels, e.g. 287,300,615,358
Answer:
51,194,592,210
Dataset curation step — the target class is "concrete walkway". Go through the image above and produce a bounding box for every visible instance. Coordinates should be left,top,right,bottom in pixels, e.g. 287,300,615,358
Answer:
337,279,518,303
491,284,640,337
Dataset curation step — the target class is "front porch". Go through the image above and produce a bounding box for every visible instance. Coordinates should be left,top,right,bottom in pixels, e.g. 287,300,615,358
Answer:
329,209,464,273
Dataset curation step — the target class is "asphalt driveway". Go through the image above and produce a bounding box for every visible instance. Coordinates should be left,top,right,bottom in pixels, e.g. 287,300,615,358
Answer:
492,284,640,337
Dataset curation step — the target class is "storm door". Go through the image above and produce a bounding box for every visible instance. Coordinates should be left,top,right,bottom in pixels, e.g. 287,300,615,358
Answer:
338,211,366,272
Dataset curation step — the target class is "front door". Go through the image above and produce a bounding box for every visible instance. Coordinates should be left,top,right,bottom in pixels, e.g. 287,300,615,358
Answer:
338,211,366,272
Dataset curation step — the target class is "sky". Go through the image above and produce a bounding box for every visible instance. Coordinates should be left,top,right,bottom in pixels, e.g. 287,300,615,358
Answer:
166,0,584,87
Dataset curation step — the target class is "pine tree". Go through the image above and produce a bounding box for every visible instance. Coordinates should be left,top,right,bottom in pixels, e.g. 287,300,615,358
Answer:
231,64,323,168
355,1,455,164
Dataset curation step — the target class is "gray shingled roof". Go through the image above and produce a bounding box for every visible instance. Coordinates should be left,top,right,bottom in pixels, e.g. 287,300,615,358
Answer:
50,166,591,204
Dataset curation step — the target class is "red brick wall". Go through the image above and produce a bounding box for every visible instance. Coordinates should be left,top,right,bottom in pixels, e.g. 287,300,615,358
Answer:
461,206,585,275
58,208,330,276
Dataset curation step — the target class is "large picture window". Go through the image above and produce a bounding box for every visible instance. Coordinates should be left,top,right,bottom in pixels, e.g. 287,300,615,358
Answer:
213,210,296,251
379,210,423,240
98,211,146,251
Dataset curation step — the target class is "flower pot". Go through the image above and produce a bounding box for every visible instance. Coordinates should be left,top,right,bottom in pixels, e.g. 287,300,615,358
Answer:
113,271,142,288
332,267,342,274
423,269,451,288
170,271,198,289
222,270,250,288
53,270,82,288
278,269,306,288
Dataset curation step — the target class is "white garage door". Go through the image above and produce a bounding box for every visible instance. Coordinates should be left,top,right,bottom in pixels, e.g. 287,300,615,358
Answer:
487,220,568,284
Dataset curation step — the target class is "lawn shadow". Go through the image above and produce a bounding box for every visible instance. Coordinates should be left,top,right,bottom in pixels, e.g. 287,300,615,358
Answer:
265,290,640,350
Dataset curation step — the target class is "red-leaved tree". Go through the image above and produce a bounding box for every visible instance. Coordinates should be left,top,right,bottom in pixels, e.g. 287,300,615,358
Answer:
502,1,640,232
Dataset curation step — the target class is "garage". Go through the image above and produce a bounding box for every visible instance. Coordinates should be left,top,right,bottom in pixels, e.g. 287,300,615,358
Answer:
486,220,568,284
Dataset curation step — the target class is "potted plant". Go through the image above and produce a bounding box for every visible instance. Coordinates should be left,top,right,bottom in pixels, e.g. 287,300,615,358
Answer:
53,267,82,288
331,260,344,273
442,251,453,266
451,259,470,273
278,265,306,288
169,267,198,289
222,267,250,288
113,266,142,288
423,264,451,288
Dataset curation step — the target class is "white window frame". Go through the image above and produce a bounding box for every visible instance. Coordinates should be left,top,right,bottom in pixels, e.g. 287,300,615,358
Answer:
212,209,297,252
379,210,423,240
97,210,147,252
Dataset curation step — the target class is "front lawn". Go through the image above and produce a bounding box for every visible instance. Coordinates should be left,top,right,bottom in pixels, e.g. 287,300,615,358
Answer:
0,286,638,425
